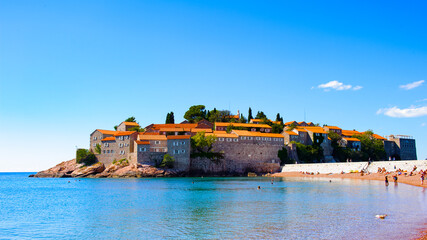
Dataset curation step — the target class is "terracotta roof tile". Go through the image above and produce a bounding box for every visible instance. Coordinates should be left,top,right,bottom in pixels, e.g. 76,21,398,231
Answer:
343,137,361,142
135,140,150,145
122,122,140,126
167,135,191,140
139,135,167,141
96,129,117,135
232,130,284,138
191,128,213,133
101,137,116,141
283,131,298,136
215,122,272,129
114,131,136,136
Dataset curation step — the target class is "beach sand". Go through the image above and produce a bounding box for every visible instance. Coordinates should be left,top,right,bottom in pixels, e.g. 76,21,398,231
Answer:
271,171,427,239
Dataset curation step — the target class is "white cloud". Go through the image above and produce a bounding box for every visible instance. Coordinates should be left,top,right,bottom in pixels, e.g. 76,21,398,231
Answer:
399,80,424,90
377,106,427,118
317,81,362,91
422,123,426,127
416,98,427,102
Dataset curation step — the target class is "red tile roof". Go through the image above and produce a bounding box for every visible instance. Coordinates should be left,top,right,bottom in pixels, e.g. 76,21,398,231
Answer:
343,137,361,142
101,137,116,141
215,122,272,129
114,131,136,136
135,140,150,145
96,129,116,135
122,122,140,126
167,135,191,140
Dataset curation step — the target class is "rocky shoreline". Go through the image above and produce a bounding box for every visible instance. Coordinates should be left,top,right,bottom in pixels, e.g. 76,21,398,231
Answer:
29,159,183,178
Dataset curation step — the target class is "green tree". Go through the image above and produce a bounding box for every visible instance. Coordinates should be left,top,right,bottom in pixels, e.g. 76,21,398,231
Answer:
278,147,293,165
114,125,118,130
239,114,247,123
76,149,97,166
271,123,284,133
128,126,144,132
255,111,267,120
165,112,175,124
95,144,101,154
293,142,323,163
248,107,253,121
125,116,136,122
354,131,386,161
276,113,281,122
184,105,206,123
160,154,175,168
190,132,223,163
226,124,233,133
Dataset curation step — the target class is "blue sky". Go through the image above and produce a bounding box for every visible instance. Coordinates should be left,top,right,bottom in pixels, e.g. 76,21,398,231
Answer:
1,0,426,171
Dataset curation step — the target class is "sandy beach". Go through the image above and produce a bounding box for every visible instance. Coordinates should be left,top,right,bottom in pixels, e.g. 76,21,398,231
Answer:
272,171,426,188
272,170,427,239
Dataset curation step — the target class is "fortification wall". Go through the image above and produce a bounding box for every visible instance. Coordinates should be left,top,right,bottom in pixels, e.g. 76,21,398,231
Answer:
281,160,427,174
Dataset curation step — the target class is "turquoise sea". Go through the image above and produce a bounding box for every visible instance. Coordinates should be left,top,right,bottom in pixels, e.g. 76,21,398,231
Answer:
0,173,426,239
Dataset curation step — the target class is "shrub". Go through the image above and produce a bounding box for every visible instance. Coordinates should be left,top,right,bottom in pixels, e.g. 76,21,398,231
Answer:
160,154,175,168
95,144,101,154
112,158,128,165
76,149,97,166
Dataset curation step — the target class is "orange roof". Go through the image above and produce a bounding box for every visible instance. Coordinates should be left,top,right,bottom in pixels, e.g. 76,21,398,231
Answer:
167,135,191,140
96,129,116,135
285,121,297,125
343,137,361,142
121,121,140,126
294,128,307,133
298,126,327,134
139,132,159,135
324,126,341,130
139,135,167,141
101,137,116,141
283,131,298,136
298,121,306,125
159,128,185,132
371,134,387,140
272,121,282,125
206,132,239,138
191,128,213,133
232,130,284,138
135,140,150,145
226,114,240,119
307,122,314,125
215,122,272,129
342,130,361,136
148,123,198,130
114,131,136,136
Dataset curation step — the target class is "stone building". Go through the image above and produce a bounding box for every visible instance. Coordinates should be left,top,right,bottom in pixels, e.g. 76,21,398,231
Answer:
192,130,284,174
323,126,342,135
117,121,140,131
167,135,191,171
214,122,272,133
339,137,361,151
97,131,138,166
282,130,299,145
89,129,116,153
385,135,417,160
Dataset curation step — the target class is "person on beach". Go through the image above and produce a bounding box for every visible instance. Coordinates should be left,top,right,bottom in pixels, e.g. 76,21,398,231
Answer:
393,175,398,183
421,172,425,185
385,176,389,186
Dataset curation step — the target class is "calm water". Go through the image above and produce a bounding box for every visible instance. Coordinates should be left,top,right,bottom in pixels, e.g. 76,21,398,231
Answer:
0,173,426,240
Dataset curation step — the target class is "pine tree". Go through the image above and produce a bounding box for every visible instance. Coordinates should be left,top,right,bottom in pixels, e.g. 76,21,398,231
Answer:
248,107,253,121
170,112,175,124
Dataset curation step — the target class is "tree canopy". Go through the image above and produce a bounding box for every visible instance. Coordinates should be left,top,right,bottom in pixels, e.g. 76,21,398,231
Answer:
255,111,267,120
353,131,386,161
248,107,253,121
124,116,136,122
184,105,207,123
166,112,175,124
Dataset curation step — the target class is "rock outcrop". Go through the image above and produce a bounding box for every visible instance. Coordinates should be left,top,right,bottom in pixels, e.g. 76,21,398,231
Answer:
30,159,181,178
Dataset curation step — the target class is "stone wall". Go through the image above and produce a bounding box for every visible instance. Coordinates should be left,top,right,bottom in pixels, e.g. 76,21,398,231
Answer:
190,139,282,174
281,160,427,174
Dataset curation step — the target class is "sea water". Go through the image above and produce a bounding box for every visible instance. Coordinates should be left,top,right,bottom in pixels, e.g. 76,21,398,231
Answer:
0,173,426,239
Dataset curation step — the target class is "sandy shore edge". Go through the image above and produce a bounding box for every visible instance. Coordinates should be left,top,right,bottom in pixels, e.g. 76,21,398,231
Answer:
271,171,426,239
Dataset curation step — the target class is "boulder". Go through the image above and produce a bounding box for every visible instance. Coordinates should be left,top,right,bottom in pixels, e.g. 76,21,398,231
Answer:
32,159,80,178
71,162,105,178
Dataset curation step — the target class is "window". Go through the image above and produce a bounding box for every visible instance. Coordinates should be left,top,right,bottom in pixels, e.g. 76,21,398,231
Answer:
174,150,178,154
181,149,186,153
124,136,129,140
125,143,129,147
93,136,97,140
103,150,106,154
256,137,260,140
249,137,253,140
92,143,96,146
181,141,185,145
107,150,110,153
233,139,238,142
111,150,114,153
155,141,160,145
227,138,232,142
219,138,224,141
